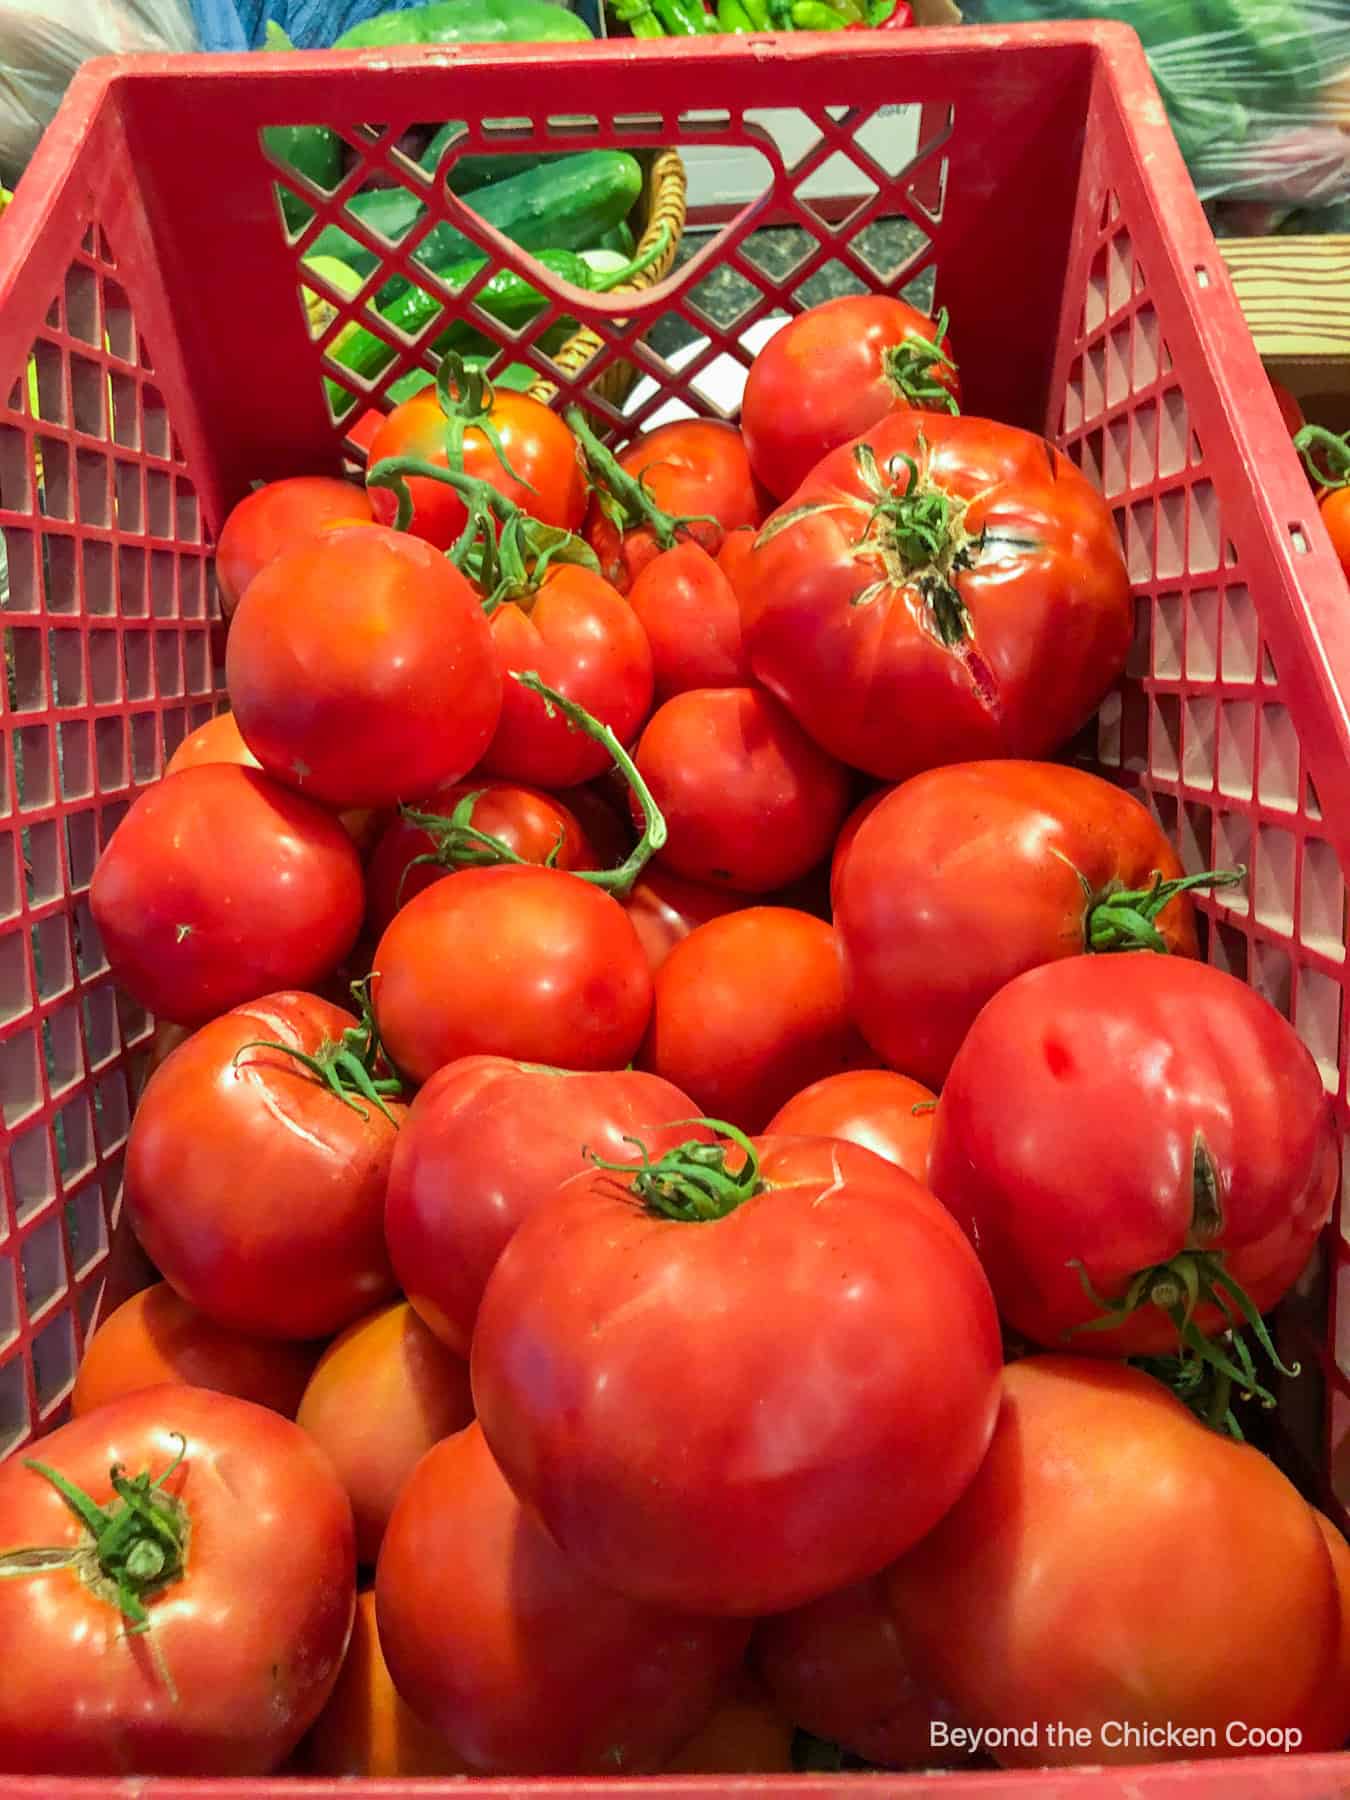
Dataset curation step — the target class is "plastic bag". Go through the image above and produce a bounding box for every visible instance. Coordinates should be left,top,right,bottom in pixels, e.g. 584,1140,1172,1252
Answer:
188,0,450,49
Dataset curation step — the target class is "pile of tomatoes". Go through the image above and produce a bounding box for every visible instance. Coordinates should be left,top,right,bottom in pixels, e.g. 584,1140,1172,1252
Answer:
3,293,1346,1781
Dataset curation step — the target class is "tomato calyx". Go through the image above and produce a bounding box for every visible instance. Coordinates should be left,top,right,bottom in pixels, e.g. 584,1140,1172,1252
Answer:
1071,861,1247,953
880,306,959,415
3,1436,189,1633
1294,423,1350,492
589,1118,764,1221
565,406,720,552
231,978,403,1122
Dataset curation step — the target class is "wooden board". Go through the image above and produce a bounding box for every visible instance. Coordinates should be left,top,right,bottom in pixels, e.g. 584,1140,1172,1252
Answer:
1220,234,1350,431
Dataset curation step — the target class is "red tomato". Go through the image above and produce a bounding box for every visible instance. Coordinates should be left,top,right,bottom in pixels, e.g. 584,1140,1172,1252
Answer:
371,865,652,1083
89,765,364,1028
928,954,1337,1356
716,523,758,600
663,1669,795,1774
375,1423,748,1773
624,865,743,972
296,1302,473,1565
227,525,501,810
886,1357,1350,1765
627,541,750,699
585,419,770,592
302,1590,468,1777
556,775,638,869
1269,378,1305,436
472,1130,1002,1615
0,1386,355,1776
828,786,887,907
1313,1511,1350,1708
71,1282,320,1420
743,297,961,501
216,474,375,617
639,908,871,1133
124,992,400,1339
476,564,654,788
367,386,585,550
740,413,1132,781
635,687,850,894
765,1069,937,1186
834,761,1205,1088
1323,485,1350,577
365,781,597,936
385,1056,706,1356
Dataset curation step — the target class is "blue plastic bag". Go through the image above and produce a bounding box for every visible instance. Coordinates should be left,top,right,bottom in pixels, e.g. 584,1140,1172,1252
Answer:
188,0,433,49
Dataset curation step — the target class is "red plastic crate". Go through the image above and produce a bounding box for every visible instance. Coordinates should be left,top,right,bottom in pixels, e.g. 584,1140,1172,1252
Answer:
1,24,1350,1797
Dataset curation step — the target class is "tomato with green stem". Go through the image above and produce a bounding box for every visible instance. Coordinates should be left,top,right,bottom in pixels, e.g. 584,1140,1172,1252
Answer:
1294,423,1350,577
216,474,375,617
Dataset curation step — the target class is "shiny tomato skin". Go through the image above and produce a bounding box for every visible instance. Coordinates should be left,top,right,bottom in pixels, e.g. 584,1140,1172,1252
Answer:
296,1303,473,1566
367,388,585,550
928,954,1338,1355
663,1669,794,1774
1324,486,1350,578
835,761,1201,1088
765,1069,937,1185
375,1422,748,1774
385,1056,706,1356
627,541,750,699
227,525,501,811
639,908,871,1133
372,865,652,1083
828,787,887,907
741,413,1131,781
71,1283,320,1420
1313,1511,1350,1718
90,765,364,1028
635,687,850,894
365,781,597,937
472,1133,1003,1615
743,296,961,501
0,1386,356,1777
477,564,654,788
887,1357,1350,1765
124,992,400,1339
623,866,743,972
216,474,375,617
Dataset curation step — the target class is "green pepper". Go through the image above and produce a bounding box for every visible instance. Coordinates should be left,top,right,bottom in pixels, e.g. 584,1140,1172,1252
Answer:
740,0,771,24
790,0,852,24
651,0,714,31
333,0,593,46
716,0,755,27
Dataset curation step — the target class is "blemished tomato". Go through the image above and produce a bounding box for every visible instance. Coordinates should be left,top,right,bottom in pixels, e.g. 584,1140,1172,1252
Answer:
740,413,1132,781
124,992,400,1339
663,1669,794,1774
371,864,652,1083
476,564,654,788
627,541,750,700
227,525,501,811
1323,485,1350,577
472,1130,1002,1615
886,1358,1350,1766
0,1386,355,1777
296,1303,473,1566
743,296,961,502
639,908,871,1133
71,1283,320,1420
216,474,375,617
89,765,364,1029
367,385,585,551
765,1069,937,1186
302,1590,467,1777
928,955,1337,1356
365,781,598,937
623,865,743,972
834,761,1206,1088
375,1423,748,1773
635,687,850,894
385,1057,707,1356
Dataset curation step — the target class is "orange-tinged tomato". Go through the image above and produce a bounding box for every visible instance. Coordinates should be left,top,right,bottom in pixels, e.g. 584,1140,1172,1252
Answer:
663,1669,795,1774
216,475,375,617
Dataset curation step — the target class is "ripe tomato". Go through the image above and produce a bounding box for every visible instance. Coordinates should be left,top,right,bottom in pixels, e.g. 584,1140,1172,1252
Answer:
216,474,375,617
639,908,871,1132
296,1303,473,1565
371,865,652,1083
1323,485,1350,577
635,687,850,894
623,865,742,972
740,413,1132,781
828,787,887,906
627,541,750,699
835,761,1207,1088
89,765,364,1028
476,565,654,788
375,1423,748,1773
385,1056,706,1356
71,1283,320,1420
928,955,1337,1356
472,1130,1002,1615
1313,1510,1350,1707
886,1357,1350,1765
302,1590,467,1777
367,384,585,550
765,1069,937,1186
743,297,961,501
227,525,501,810
124,992,400,1339
0,1386,355,1776
716,523,757,599
663,1669,794,1774
365,781,597,936
1269,378,1304,436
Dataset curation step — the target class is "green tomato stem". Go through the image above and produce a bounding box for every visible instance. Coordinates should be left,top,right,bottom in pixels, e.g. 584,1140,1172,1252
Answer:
589,1118,763,1220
